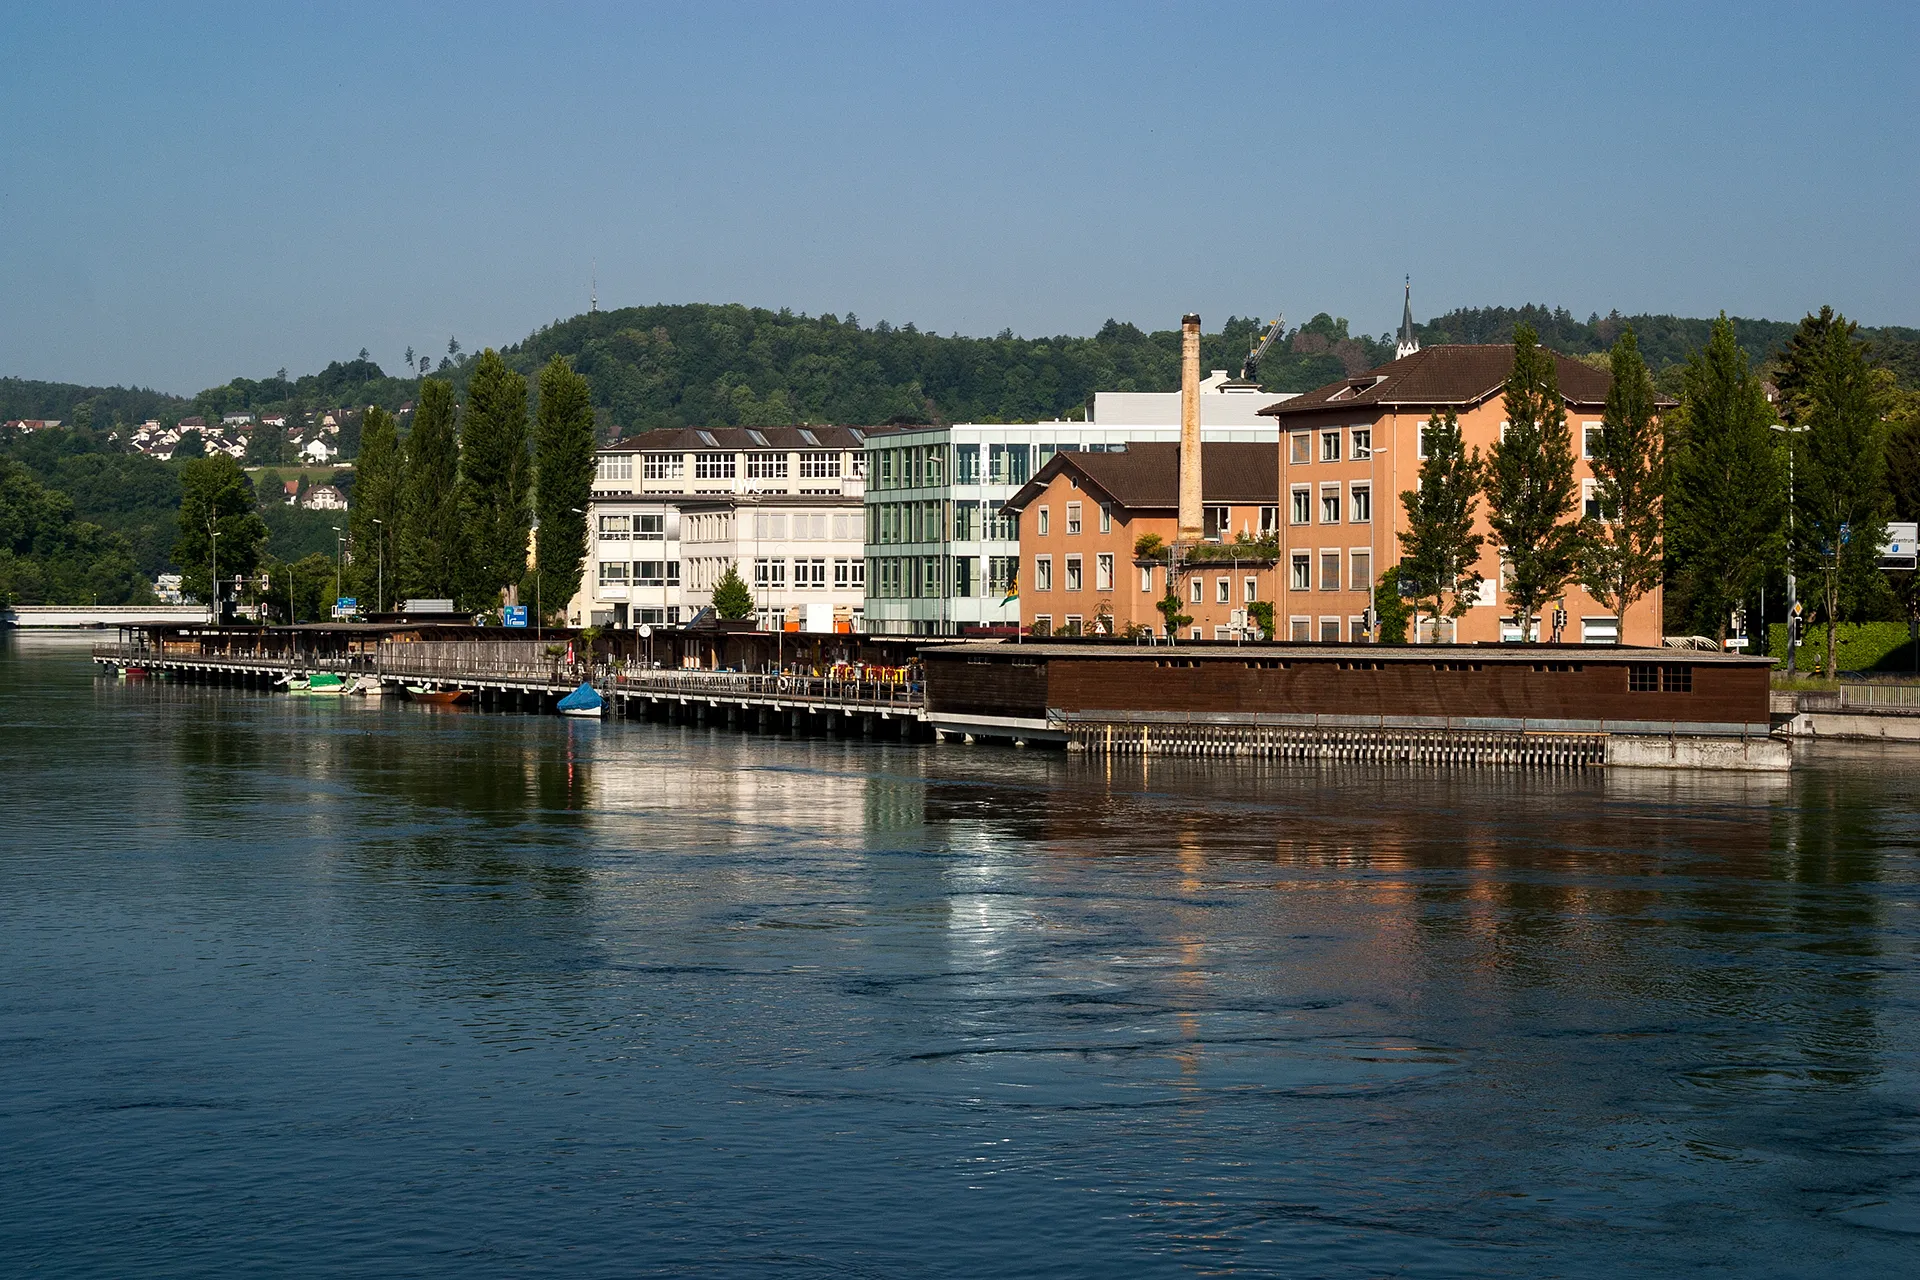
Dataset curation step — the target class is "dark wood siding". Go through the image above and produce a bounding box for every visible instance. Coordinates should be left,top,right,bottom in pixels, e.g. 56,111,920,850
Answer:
924,656,1049,718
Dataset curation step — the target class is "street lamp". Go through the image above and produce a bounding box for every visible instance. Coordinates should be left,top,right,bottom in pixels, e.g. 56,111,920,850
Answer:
371,517,384,615
332,525,344,618
207,514,220,625
1770,423,1806,675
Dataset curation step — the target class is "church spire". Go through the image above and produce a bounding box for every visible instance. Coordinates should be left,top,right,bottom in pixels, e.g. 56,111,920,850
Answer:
1395,276,1419,360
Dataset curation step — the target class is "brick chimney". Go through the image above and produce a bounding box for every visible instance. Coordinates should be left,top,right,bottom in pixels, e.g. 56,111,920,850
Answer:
1178,313,1203,541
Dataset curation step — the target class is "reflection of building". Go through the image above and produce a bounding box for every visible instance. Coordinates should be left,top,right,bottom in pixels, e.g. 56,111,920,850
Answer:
862,414,1283,637
571,426,884,631
1002,443,1280,639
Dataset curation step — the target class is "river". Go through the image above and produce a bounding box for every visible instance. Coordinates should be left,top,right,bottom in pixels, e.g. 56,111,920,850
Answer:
2,635,1916,1276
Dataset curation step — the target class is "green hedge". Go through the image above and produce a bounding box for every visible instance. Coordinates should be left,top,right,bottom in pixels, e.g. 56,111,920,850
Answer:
1769,620,1919,673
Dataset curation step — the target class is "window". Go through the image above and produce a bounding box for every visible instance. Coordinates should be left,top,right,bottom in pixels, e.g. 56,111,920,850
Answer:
1189,576,1203,604
923,449,944,486
1035,556,1052,591
954,445,981,485
1290,617,1311,642
832,512,855,540
833,558,865,589
1352,428,1372,459
1350,485,1371,523
633,560,680,587
598,561,628,586
1244,576,1258,603
952,501,979,542
1065,555,1082,591
1291,487,1311,524
641,452,683,481
1290,553,1310,591
1584,478,1604,520
1350,550,1372,591
1582,617,1618,645
753,558,787,588
635,513,665,540
878,451,895,486
1417,425,1431,460
987,556,1018,597
597,454,633,483
1320,618,1341,643
1140,565,1154,592
1037,506,1050,536
794,557,827,588
753,513,788,539
1032,615,1052,637
951,557,976,597
988,443,1030,485
1290,432,1312,465
987,510,1019,541
1099,503,1112,534
1320,487,1341,523
1065,502,1082,535
1204,505,1231,540
799,451,842,479
1259,505,1278,534
1216,577,1230,604
1664,665,1692,692
1320,551,1340,591
1583,424,1602,459
597,514,631,540
746,452,788,479
1096,553,1113,591
1321,430,1342,462
695,452,735,480
1063,615,1084,637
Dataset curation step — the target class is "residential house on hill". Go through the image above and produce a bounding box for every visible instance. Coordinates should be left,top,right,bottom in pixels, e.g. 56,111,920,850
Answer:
301,484,348,511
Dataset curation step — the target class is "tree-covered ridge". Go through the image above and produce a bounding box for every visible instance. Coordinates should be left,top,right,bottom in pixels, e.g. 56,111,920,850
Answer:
0,458,154,606
1416,305,1920,380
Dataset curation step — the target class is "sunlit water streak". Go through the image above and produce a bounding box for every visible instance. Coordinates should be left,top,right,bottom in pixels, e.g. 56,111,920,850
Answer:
2,634,1917,1276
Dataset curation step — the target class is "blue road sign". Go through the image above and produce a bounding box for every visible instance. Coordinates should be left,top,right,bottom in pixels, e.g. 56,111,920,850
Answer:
503,605,529,628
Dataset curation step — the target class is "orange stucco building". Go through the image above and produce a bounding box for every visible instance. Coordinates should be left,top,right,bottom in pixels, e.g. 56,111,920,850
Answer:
1261,342,1661,645
1003,442,1281,638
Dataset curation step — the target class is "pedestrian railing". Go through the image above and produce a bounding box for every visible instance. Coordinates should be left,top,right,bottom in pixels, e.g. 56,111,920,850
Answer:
615,670,923,710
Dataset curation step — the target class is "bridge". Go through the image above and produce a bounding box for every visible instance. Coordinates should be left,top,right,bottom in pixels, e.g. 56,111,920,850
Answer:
7,605,209,629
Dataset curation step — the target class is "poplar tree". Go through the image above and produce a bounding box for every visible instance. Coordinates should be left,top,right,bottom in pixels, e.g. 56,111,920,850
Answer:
458,349,532,613
1667,316,1785,646
1782,311,1892,678
1487,325,1580,641
1397,409,1485,641
348,406,402,612
398,379,463,602
531,356,597,623
1579,327,1665,644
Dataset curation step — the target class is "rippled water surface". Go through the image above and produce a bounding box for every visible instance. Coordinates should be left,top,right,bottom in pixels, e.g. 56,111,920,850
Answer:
4,636,1918,1276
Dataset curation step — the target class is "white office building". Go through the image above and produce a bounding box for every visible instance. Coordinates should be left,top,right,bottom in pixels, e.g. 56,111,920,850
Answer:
568,425,885,632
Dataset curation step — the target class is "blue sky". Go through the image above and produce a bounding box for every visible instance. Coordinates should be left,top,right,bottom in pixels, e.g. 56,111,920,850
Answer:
3,1,1914,393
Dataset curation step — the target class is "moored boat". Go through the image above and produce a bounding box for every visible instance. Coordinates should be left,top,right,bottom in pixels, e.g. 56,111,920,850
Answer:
556,682,606,718
306,672,348,695
279,673,310,691
406,685,472,706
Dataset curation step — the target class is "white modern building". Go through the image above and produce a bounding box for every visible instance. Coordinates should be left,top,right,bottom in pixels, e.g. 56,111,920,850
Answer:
568,426,886,631
862,404,1290,636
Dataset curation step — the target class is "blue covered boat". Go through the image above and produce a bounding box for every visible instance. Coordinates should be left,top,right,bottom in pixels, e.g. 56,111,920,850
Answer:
556,682,605,718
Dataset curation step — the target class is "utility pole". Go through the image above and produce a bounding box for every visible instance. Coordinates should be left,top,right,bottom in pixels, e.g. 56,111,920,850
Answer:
332,525,344,617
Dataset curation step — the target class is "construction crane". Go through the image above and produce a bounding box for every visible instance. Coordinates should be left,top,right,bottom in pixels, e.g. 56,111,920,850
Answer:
1239,313,1285,383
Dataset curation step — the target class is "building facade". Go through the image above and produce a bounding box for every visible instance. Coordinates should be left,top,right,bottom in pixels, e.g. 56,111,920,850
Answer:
1002,443,1281,639
568,426,882,632
1262,343,1662,645
863,419,1281,636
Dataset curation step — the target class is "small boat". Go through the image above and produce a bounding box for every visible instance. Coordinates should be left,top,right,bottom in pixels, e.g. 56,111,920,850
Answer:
556,682,606,718
347,675,394,696
306,673,348,695
406,685,472,706
279,674,310,691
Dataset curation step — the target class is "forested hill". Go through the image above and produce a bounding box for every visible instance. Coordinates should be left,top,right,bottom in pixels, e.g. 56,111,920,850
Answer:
496,306,1392,432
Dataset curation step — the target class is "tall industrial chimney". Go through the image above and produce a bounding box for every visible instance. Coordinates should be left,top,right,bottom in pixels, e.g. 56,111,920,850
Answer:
1178,313,1203,542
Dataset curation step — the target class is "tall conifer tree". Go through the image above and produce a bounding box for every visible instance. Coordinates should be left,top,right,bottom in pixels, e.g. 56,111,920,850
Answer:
1782,311,1892,678
1578,327,1665,644
1397,409,1486,641
458,350,531,613
1667,315,1785,646
531,356,597,623
1486,325,1581,641
398,379,463,602
348,405,402,612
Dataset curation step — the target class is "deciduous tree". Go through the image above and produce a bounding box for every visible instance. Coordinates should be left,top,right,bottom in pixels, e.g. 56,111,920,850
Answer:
173,454,267,608
1397,409,1485,641
1579,327,1665,644
531,356,596,623
1486,325,1580,641
1667,315,1785,646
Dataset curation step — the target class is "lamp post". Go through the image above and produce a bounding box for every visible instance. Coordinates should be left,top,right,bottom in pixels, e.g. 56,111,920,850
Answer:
332,525,344,619
207,514,220,625
1771,423,1805,675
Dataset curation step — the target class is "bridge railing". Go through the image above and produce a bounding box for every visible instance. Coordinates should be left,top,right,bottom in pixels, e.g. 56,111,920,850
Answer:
615,670,923,709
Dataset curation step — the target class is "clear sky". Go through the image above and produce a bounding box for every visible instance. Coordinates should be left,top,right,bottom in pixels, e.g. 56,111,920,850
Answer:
3,1,1915,393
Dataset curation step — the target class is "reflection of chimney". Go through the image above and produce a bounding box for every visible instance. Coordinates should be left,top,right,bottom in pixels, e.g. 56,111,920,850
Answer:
1178,313,1203,541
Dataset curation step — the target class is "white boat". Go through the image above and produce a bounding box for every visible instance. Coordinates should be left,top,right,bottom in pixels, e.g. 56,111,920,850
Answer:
556,682,606,718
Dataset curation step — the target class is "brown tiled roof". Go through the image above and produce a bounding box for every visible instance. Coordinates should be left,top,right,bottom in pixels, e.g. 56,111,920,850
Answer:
1002,442,1277,513
1261,344,1614,417
605,425,894,451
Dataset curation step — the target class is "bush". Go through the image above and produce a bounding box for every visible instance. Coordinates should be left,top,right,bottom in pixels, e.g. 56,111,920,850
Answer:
1770,619,1917,673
